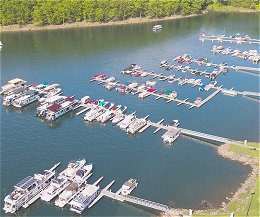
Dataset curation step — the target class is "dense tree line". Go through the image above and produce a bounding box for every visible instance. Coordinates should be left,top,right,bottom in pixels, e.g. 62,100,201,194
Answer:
0,0,208,26
216,0,259,9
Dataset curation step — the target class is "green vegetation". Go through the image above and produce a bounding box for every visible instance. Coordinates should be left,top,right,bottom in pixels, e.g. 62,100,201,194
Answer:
229,143,260,158
193,142,260,216
0,0,208,26
225,175,259,217
207,0,259,12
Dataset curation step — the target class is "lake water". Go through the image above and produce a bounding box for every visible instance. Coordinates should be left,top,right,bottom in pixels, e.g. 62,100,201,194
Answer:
1,12,259,216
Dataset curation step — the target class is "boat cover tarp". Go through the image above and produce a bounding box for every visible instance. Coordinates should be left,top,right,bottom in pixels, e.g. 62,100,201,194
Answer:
48,103,61,111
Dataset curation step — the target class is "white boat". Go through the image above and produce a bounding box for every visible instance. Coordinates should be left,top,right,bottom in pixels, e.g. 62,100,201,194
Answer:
162,129,180,143
120,178,138,196
111,114,125,124
153,25,163,31
40,177,70,202
84,107,106,122
127,118,147,134
55,182,82,208
45,97,78,121
160,60,167,65
128,82,138,89
1,78,27,95
168,91,177,99
106,77,116,82
12,90,40,108
59,159,87,180
0,41,3,47
138,91,150,99
69,184,101,214
118,114,136,130
194,97,202,105
38,84,62,103
140,71,149,77
104,83,116,90
2,87,29,106
3,163,59,214
145,80,156,87
97,105,120,123
36,95,66,117
41,160,92,202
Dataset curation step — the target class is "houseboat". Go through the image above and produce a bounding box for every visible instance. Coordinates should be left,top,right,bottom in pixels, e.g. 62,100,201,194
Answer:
69,184,101,214
45,96,78,121
1,78,27,95
3,163,59,213
162,129,180,143
12,90,40,108
120,178,138,196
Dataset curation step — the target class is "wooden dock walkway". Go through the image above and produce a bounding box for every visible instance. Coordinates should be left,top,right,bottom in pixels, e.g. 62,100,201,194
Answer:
92,78,206,109
197,88,222,107
103,190,174,213
147,121,237,144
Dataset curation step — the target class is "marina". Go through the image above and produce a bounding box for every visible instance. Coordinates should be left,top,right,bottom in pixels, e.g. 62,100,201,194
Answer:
3,160,190,216
91,75,259,110
1,11,259,217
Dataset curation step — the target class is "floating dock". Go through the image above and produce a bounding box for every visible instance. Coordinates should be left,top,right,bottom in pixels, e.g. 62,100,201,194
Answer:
92,78,224,109
199,34,260,45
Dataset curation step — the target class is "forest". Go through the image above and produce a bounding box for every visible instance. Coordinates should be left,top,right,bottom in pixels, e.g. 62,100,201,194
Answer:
0,0,207,26
0,0,258,26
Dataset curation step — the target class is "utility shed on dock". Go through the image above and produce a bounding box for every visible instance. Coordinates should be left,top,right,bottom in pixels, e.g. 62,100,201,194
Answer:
162,129,180,144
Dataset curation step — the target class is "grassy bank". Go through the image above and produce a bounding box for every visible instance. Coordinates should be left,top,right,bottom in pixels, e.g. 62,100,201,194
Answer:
192,142,259,217
207,3,259,13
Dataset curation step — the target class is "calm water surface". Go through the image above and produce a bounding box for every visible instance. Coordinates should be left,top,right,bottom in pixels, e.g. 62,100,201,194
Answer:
1,12,259,216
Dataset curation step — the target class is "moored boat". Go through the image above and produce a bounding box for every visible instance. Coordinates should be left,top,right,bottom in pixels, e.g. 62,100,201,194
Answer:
45,96,79,121
118,113,136,130
127,118,147,134
12,90,40,108
120,178,138,195
69,184,101,214
1,78,27,95
162,129,180,144
3,163,59,214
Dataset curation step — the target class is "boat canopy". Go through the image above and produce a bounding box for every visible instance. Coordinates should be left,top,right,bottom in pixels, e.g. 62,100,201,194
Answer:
65,97,74,102
48,103,61,112
148,88,156,92
165,90,172,95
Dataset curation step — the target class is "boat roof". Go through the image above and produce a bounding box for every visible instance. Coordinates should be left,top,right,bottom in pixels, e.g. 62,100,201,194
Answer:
48,103,61,112
76,169,85,177
18,94,32,101
44,84,60,90
45,95,65,103
12,87,26,93
82,184,99,196
123,178,136,187
53,177,66,184
14,176,37,190
163,129,180,137
64,97,74,102
65,182,78,191
8,78,26,84
61,101,72,108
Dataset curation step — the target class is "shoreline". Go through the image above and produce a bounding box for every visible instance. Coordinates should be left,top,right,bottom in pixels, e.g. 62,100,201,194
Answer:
0,13,205,33
162,143,259,216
